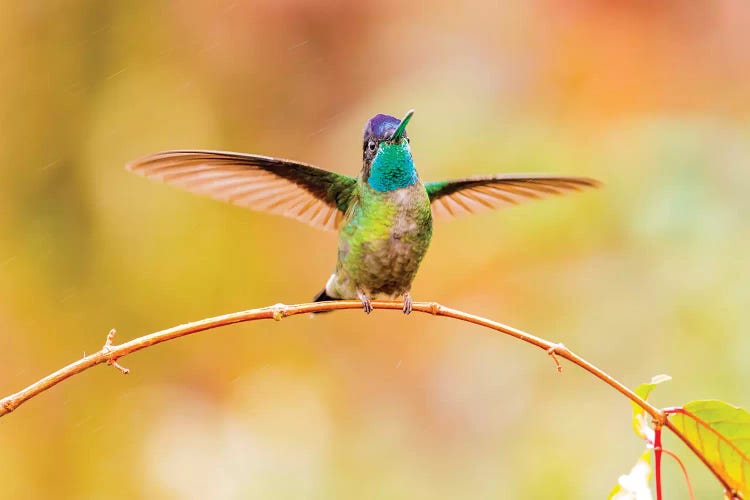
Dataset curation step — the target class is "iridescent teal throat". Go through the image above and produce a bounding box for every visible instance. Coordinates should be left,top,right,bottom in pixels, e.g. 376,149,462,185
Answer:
367,142,417,192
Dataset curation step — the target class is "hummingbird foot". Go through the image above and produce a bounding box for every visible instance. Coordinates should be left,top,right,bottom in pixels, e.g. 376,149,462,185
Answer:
356,289,373,314
402,292,413,315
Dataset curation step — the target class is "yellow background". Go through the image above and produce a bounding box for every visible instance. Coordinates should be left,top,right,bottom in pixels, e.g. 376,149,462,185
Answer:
1,1,749,498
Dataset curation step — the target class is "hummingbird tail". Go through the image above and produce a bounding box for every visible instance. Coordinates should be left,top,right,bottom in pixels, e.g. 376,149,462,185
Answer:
311,287,340,314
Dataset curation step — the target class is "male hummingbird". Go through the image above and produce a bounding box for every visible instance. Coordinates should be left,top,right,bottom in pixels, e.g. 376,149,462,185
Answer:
127,110,599,314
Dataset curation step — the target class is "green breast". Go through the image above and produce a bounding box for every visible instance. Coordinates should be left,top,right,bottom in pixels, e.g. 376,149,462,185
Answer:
336,180,433,296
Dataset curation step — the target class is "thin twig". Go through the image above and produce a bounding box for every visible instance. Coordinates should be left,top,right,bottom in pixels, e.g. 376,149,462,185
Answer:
0,299,733,496
659,447,695,500
546,343,566,372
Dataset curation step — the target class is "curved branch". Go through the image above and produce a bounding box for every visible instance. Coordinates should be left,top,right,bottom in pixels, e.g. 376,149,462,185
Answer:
0,299,734,496
0,300,659,419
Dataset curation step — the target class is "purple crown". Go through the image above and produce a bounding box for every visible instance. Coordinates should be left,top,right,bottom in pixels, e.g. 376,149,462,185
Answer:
364,114,405,141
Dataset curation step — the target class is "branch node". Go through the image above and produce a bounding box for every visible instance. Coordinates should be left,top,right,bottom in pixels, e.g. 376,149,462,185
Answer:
428,302,442,315
652,413,667,428
271,303,288,321
1,399,15,413
546,343,568,373
102,328,130,375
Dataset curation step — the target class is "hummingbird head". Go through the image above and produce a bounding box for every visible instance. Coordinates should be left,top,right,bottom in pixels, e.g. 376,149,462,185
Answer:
361,110,417,192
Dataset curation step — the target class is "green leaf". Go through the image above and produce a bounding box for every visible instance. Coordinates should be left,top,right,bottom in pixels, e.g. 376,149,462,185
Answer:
632,374,671,440
669,400,750,496
608,450,652,500
634,374,672,402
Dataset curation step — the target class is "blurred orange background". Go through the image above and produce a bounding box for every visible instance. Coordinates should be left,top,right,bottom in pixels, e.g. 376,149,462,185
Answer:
1,1,749,498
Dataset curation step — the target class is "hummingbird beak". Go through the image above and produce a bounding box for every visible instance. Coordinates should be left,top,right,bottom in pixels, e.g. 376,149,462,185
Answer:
390,109,414,142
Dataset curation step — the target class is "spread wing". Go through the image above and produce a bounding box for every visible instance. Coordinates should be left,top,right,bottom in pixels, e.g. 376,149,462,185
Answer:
425,174,601,220
126,150,358,230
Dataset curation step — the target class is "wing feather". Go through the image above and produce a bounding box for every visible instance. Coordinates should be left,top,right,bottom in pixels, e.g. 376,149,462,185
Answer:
126,150,357,230
425,174,600,221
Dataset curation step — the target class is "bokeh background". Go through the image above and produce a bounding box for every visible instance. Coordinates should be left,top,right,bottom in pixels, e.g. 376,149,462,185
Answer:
1,1,749,498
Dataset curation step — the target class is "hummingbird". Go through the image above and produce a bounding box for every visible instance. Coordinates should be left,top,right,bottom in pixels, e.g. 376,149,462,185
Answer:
126,110,600,314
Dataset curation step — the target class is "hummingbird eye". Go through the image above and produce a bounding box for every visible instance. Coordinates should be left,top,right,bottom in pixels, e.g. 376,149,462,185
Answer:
367,141,377,152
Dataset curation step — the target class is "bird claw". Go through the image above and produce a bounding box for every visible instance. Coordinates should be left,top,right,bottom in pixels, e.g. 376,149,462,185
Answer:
402,293,412,315
357,290,372,314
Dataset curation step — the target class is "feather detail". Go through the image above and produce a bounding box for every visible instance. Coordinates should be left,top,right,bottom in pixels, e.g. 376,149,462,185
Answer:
126,150,357,231
425,174,601,221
